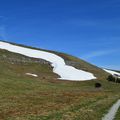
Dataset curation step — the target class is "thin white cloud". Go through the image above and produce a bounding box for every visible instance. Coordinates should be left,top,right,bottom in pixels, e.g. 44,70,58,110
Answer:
81,49,119,60
66,18,120,29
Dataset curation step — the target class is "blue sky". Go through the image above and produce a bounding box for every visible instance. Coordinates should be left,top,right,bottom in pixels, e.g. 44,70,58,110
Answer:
0,0,120,70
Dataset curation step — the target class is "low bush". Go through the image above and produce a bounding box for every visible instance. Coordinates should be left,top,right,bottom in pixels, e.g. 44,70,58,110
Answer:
95,83,102,88
107,75,120,83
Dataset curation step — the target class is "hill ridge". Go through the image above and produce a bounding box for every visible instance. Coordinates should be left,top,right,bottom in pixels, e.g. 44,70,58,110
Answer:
0,40,108,81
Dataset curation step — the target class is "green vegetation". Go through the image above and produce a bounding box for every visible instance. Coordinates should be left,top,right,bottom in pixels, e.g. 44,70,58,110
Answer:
107,75,120,83
0,42,120,120
115,108,120,120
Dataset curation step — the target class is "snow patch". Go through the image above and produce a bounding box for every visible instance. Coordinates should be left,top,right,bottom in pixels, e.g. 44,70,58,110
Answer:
0,41,96,81
103,69,120,78
25,73,38,77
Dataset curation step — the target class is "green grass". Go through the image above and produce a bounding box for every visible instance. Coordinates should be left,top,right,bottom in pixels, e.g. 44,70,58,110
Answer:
0,42,120,120
0,73,120,120
115,108,120,120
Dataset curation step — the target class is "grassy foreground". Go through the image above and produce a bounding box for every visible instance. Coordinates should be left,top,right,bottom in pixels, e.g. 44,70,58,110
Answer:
115,108,120,120
0,45,120,120
0,61,120,120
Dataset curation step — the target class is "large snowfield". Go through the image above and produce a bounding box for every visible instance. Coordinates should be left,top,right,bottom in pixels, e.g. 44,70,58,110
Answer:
0,41,96,81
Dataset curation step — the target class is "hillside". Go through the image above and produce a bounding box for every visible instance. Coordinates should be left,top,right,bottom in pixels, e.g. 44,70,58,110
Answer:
0,40,108,81
0,41,120,120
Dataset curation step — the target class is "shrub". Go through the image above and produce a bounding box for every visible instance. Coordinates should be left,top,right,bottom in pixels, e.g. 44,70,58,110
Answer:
107,75,115,82
95,83,102,88
116,77,120,83
107,75,120,83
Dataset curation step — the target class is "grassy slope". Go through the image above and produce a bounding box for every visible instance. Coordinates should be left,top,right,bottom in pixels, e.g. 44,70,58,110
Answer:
0,40,109,80
115,108,120,120
0,41,120,120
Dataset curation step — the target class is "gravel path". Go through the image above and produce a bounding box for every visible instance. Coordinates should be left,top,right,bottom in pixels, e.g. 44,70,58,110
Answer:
102,99,120,120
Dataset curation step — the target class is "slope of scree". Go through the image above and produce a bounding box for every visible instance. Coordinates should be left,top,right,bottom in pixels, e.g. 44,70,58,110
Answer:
0,40,108,81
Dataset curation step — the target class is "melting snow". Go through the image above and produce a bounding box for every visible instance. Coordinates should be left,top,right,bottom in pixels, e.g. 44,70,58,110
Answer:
0,41,96,81
103,69,120,78
25,73,38,77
